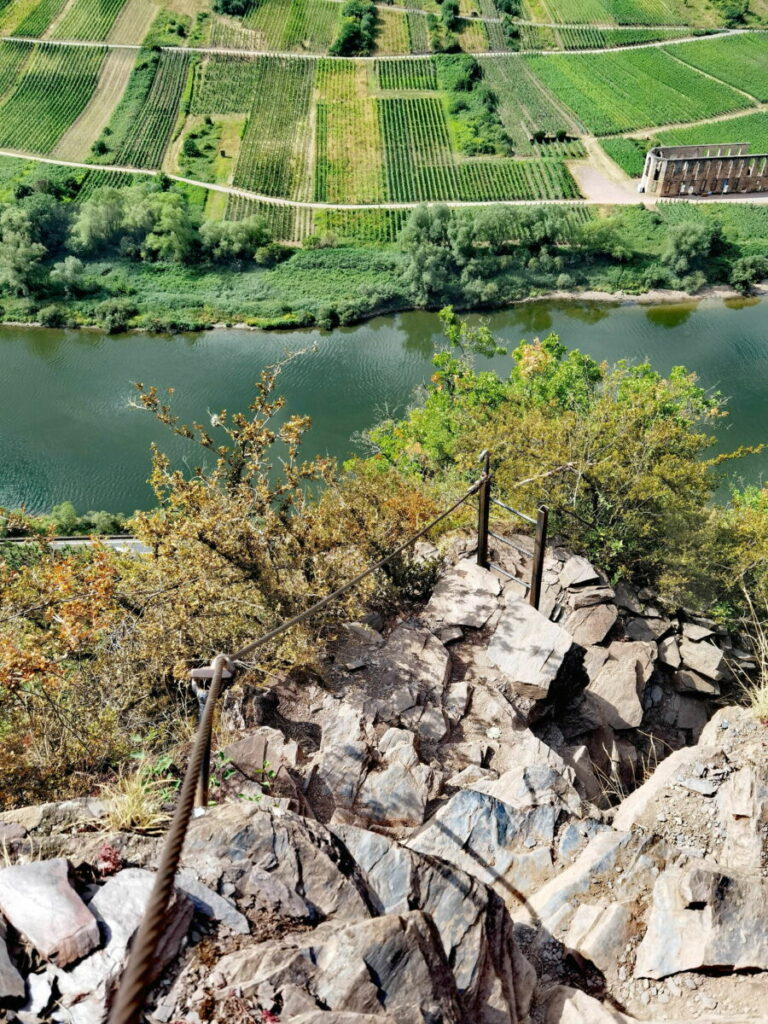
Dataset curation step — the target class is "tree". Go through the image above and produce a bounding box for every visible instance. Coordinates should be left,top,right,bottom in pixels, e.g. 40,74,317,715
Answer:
730,254,768,295
660,221,721,278
0,207,46,296
70,187,126,253
50,256,85,298
125,191,196,262
199,216,272,263
441,0,459,29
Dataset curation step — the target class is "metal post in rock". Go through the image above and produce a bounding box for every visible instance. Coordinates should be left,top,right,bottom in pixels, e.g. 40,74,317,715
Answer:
476,449,491,569
529,504,548,609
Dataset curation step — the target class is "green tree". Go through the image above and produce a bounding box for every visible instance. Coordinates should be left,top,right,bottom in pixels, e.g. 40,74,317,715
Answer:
199,216,272,263
0,207,46,296
70,187,126,253
125,191,195,262
50,255,85,298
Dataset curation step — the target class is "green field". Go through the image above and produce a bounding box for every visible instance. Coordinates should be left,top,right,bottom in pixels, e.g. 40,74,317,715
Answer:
543,0,686,24
526,47,754,134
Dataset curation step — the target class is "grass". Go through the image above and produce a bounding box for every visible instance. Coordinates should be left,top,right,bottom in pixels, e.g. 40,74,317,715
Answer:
100,758,172,833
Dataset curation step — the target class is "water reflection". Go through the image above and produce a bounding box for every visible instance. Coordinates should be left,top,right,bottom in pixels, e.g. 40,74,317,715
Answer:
644,303,699,328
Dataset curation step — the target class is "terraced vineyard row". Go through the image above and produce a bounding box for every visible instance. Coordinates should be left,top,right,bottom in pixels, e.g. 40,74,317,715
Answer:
556,25,687,47
375,57,437,91
233,56,315,199
113,49,191,166
13,0,66,36
543,0,685,24
525,47,753,134
0,39,33,97
481,55,575,152
51,0,127,40
379,95,456,200
0,41,105,153
244,0,340,52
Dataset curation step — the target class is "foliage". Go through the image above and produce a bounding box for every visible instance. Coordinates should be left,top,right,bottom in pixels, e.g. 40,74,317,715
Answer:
0,364,438,806
368,309,739,585
329,0,377,55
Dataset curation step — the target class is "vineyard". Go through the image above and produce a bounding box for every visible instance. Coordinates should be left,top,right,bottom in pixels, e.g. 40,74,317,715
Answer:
315,61,384,202
665,33,768,101
379,95,457,200
481,55,579,152
243,0,341,52
232,57,315,199
51,0,127,40
544,0,686,24
12,0,67,36
375,57,437,90
110,50,192,167
525,48,753,134
0,42,105,153
556,26,688,47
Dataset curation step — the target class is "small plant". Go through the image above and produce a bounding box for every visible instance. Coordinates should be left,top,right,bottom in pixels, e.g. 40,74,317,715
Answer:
96,841,122,876
100,756,174,833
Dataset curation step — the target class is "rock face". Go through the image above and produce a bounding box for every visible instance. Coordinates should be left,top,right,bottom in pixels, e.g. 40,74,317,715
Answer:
0,918,24,1001
487,593,575,699
586,657,644,729
0,859,99,967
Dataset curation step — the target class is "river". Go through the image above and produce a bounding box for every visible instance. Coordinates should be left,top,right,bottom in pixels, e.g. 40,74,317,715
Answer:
2,297,767,515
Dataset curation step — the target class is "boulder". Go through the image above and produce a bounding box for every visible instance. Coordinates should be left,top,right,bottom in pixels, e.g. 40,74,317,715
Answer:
406,788,558,902
563,603,618,647
657,635,681,668
55,868,192,1024
586,658,644,730
559,556,600,589
635,864,768,978
399,704,449,743
0,798,107,835
175,867,249,934
624,616,672,642
607,640,656,684
0,918,24,1002
678,637,727,681
315,701,373,811
612,744,721,831
223,726,299,781
564,901,631,972
177,911,465,1024
682,622,714,641
424,558,501,630
0,859,99,968
674,668,720,695
614,582,642,614
179,802,373,923
331,823,534,1023
487,594,575,700
354,730,433,827
470,763,582,816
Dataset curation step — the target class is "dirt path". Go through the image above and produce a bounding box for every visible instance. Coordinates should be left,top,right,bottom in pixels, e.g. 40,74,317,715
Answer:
53,47,136,161
616,101,768,140
568,135,640,203
4,145,768,209
0,26,750,59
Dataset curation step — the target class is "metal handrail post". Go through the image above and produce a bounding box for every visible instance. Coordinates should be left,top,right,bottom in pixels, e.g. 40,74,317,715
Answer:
529,504,548,609
476,450,491,569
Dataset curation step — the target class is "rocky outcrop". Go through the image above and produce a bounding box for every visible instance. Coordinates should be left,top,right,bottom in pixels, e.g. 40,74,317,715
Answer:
1,539,764,1024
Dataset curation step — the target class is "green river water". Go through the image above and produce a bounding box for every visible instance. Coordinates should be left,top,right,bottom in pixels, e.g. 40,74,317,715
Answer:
2,297,767,515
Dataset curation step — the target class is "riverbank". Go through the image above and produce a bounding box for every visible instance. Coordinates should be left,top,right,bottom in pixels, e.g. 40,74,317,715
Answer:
3,282,765,333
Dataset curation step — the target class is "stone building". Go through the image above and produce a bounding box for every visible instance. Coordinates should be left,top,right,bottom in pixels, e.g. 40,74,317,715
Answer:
638,142,768,197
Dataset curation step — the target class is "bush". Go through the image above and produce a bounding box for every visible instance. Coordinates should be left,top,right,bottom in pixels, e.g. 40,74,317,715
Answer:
38,304,66,327
95,298,138,333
